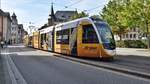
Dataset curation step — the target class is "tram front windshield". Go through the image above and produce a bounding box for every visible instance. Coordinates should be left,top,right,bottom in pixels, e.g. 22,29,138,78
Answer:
95,22,116,50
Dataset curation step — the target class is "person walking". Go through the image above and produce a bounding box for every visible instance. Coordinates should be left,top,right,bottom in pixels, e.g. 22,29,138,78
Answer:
0,41,4,48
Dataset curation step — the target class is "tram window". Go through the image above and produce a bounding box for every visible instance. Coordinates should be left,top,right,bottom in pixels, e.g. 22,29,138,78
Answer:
56,31,62,44
71,28,74,33
62,29,69,44
44,34,46,41
82,25,99,43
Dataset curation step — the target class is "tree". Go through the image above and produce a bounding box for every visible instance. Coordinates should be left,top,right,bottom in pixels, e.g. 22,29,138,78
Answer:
101,0,150,48
129,0,150,49
101,0,129,40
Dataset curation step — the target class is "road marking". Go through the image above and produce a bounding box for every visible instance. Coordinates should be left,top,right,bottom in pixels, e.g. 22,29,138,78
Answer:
3,49,18,84
3,48,28,84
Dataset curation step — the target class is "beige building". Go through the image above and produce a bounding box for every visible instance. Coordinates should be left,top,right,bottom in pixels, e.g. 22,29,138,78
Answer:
122,28,140,40
18,24,25,43
0,9,11,43
114,28,146,41
11,13,19,44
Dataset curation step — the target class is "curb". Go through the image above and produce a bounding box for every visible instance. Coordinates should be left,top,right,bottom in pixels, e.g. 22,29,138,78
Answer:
54,53,150,80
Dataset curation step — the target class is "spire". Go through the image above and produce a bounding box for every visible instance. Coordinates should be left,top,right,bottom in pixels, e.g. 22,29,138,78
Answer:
12,12,16,18
49,2,56,21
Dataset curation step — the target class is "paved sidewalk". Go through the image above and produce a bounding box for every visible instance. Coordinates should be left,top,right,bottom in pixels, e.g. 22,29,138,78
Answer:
116,48,150,57
0,49,5,84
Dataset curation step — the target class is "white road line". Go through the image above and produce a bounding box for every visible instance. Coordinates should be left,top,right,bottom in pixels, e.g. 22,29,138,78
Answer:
3,48,28,84
3,50,17,84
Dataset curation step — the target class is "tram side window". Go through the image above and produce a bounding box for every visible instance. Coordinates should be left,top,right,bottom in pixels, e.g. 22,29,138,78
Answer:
82,25,99,43
56,31,62,44
56,29,69,44
62,29,69,44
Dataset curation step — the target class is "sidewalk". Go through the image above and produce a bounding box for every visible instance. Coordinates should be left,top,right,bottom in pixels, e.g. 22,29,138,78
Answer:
0,49,5,84
116,48,150,57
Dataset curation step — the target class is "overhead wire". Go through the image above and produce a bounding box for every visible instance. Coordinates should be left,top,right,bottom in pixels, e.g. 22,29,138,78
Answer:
83,1,108,14
52,0,107,15
64,0,84,8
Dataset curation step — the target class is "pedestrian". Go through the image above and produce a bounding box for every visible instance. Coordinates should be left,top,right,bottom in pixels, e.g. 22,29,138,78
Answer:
4,41,7,48
0,41,4,48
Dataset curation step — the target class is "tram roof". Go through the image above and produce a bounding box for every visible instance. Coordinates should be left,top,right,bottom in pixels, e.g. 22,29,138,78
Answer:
40,26,54,34
39,17,105,32
55,17,92,31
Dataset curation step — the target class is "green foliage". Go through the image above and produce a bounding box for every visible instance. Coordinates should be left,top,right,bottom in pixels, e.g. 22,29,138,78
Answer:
70,11,89,20
116,40,147,48
101,0,130,40
101,0,150,42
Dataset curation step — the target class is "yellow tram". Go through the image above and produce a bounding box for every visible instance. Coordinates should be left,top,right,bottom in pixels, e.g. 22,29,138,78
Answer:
24,17,116,59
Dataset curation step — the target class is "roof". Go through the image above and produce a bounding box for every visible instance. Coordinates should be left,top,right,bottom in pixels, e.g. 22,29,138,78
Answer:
0,9,11,21
12,13,16,17
18,24,24,30
55,17,92,31
55,11,76,17
5,12,11,21
0,9,5,15
55,11,77,22
11,12,17,20
55,11,76,15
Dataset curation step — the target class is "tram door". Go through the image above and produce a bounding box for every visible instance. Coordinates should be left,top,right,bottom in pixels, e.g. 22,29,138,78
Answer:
77,22,100,57
70,28,77,56
47,31,53,51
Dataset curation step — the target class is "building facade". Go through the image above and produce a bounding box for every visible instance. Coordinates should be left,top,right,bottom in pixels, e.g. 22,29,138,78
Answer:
18,24,25,43
114,28,146,41
11,13,19,44
39,4,77,30
48,4,77,26
121,28,140,40
0,9,11,43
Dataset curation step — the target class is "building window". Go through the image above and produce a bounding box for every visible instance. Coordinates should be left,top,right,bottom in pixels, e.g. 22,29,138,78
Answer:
133,28,136,32
122,34,125,38
82,24,98,43
126,34,128,38
133,34,136,38
130,34,132,38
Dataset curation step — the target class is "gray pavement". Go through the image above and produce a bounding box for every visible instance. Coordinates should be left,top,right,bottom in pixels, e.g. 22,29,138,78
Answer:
0,45,150,84
0,52,5,84
116,48,150,57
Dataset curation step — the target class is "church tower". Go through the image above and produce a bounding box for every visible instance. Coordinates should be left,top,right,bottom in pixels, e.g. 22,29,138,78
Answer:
48,3,56,26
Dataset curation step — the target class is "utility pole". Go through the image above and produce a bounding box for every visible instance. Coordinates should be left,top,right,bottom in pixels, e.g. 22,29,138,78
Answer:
28,22,35,34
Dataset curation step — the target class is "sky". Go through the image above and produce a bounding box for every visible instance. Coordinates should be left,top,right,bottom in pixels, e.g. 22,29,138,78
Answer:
1,0,109,31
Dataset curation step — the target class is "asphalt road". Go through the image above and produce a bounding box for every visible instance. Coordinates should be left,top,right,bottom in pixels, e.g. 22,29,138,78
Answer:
5,45,150,84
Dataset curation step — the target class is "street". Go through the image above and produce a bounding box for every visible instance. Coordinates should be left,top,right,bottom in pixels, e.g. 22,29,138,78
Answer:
0,45,150,84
